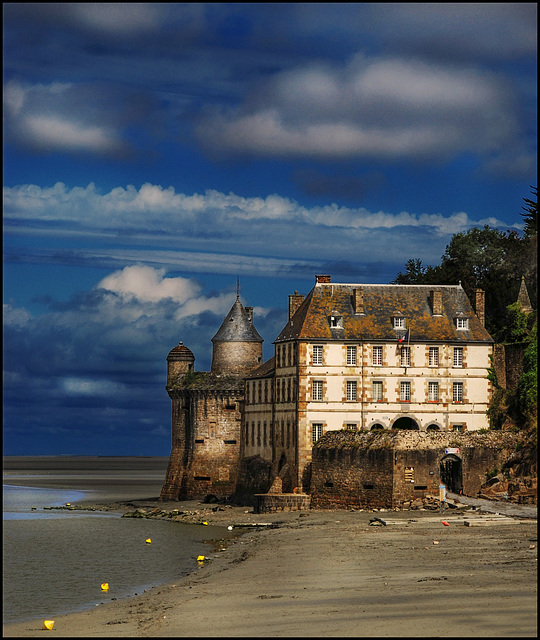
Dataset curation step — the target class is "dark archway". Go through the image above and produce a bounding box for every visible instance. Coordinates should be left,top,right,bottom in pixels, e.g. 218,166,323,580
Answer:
371,423,384,431
392,417,419,430
426,424,440,431
440,454,463,494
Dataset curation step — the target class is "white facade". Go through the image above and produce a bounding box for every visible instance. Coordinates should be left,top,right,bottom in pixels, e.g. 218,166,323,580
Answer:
300,340,492,445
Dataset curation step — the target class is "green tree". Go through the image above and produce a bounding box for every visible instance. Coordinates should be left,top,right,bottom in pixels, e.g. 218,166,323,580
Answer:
391,189,537,337
521,186,538,238
428,226,525,339
390,258,438,285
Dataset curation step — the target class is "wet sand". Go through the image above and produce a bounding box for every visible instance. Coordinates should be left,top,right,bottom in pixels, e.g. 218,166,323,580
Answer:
3,501,537,637
2,456,169,504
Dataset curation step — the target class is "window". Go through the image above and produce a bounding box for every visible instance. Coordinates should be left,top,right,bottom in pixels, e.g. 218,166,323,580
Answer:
329,315,342,328
428,381,439,402
400,346,411,367
312,423,323,443
456,317,469,330
429,346,439,367
345,423,358,431
373,346,382,366
394,316,406,329
346,345,357,365
372,381,383,402
312,380,323,401
313,345,323,365
400,381,411,402
453,382,463,403
453,347,463,367
346,380,357,401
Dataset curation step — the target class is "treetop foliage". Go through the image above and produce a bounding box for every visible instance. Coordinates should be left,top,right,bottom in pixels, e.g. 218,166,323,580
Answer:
391,188,537,341
393,188,537,431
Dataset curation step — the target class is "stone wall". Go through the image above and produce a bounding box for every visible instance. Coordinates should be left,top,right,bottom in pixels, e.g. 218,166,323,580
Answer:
233,454,273,505
255,493,311,513
160,375,245,501
310,430,524,510
492,342,528,390
311,444,393,509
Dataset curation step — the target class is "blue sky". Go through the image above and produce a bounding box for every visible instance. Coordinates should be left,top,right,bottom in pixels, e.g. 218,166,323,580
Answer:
3,3,537,456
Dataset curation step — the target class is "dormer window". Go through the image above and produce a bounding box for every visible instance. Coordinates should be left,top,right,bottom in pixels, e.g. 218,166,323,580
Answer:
456,317,469,330
393,316,406,330
329,315,343,328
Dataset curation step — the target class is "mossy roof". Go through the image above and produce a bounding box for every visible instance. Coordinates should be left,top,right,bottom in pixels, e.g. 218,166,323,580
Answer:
276,282,493,344
167,371,244,392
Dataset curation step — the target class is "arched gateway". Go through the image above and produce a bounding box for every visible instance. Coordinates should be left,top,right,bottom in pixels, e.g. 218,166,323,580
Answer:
440,454,463,494
392,416,419,430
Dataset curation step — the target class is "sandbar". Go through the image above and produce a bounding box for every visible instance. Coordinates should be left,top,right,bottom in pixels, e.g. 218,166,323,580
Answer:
3,500,537,637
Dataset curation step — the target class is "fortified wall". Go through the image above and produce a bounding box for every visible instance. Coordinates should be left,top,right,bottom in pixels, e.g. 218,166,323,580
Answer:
310,430,524,510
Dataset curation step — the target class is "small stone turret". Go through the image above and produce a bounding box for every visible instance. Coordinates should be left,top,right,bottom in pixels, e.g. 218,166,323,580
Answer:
517,276,534,315
166,342,194,387
211,297,263,375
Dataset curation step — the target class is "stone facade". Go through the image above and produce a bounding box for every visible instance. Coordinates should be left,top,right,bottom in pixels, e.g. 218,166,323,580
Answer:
160,295,262,501
310,430,523,510
161,274,531,507
245,275,494,496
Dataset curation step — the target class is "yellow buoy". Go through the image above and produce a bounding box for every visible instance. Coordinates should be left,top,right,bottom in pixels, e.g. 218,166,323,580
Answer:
101,582,109,591
66,503,70,506
42,620,54,630
145,538,151,544
202,521,208,525
197,555,205,562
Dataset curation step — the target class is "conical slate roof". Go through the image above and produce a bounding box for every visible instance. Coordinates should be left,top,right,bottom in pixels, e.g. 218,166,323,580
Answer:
212,298,263,343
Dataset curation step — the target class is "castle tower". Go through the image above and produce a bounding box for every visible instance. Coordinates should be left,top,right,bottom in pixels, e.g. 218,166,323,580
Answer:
160,292,264,501
211,295,263,374
166,342,195,386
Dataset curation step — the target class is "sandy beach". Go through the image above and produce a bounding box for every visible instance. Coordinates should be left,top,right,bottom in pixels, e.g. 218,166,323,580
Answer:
3,497,537,638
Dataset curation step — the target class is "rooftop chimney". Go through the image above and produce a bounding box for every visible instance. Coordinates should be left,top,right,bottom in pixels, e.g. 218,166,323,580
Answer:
475,289,485,326
316,275,331,284
288,291,305,320
431,290,443,316
353,287,364,314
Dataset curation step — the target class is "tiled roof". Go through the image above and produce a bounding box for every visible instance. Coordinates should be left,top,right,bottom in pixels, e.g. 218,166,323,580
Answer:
276,282,493,344
245,355,275,379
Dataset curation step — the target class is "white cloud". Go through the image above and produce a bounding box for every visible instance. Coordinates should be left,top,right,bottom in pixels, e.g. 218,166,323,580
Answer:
98,265,201,304
71,3,163,33
3,81,132,156
3,303,32,327
60,377,126,397
195,55,525,166
25,115,120,154
5,182,506,236
96,265,236,322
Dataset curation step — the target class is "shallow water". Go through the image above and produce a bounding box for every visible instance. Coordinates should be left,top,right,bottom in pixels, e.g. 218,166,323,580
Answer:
2,460,230,624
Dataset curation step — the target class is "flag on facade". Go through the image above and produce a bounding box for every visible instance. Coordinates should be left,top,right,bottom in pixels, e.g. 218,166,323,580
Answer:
398,329,410,343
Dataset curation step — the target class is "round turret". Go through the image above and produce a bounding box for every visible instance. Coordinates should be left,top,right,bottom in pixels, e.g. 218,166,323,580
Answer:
166,342,195,386
211,298,263,374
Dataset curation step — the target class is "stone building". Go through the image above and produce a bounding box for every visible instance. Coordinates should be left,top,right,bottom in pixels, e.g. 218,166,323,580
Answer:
161,274,498,503
244,275,493,496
